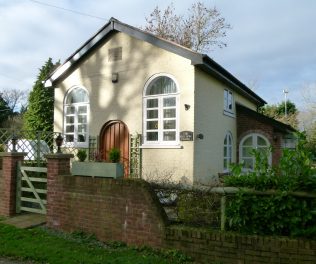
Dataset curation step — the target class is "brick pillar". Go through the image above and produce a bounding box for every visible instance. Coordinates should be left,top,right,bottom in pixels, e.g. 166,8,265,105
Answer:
45,154,73,228
0,152,26,217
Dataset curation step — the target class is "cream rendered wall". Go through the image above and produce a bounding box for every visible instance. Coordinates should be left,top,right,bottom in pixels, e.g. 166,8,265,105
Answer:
193,69,257,184
54,32,195,183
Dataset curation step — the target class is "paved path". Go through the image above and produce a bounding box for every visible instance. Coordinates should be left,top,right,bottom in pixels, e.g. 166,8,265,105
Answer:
1,214,46,229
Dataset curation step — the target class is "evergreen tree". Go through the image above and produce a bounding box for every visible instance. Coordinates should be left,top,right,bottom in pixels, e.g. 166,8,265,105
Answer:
259,100,299,129
23,58,58,135
0,96,12,127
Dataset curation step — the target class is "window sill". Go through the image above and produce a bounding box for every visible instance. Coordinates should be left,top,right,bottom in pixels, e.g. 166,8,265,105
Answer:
223,110,235,118
140,144,183,149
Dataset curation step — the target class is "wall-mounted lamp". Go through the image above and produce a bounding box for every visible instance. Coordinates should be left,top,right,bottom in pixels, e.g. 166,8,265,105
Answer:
112,73,119,83
184,104,191,111
196,133,204,140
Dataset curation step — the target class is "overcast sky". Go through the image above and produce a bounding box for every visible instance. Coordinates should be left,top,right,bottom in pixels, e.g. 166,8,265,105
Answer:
1,0,315,110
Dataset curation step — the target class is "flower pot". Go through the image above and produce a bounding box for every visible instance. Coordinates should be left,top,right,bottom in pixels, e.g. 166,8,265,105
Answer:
71,161,123,178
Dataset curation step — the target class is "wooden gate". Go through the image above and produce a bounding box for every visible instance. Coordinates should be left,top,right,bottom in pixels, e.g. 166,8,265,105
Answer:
16,162,47,214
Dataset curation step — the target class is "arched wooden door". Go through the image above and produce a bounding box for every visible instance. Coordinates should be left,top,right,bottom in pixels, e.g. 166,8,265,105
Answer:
100,121,129,177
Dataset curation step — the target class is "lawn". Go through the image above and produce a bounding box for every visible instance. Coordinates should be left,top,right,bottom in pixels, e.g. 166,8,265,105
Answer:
0,223,191,264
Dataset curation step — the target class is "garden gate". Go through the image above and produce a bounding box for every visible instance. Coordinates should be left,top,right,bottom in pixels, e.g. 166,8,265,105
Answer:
16,162,47,214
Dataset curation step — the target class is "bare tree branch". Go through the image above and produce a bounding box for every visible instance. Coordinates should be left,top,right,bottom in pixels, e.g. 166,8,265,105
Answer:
143,2,231,53
0,88,29,113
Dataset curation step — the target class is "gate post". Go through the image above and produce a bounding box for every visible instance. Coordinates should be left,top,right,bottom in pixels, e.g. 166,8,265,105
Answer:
45,154,73,227
0,152,26,217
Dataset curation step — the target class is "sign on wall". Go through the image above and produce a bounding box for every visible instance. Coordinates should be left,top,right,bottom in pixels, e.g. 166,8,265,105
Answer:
180,131,193,141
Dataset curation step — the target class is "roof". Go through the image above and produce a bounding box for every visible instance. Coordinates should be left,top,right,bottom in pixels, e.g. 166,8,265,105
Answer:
45,17,266,106
236,104,296,133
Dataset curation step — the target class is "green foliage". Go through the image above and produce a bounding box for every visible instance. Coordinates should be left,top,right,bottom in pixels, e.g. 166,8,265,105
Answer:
109,147,120,163
76,149,87,162
0,96,12,127
225,132,316,237
226,192,315,236
259,100,298,128
23,58,59,136
225,132,316,191
259,100,297,116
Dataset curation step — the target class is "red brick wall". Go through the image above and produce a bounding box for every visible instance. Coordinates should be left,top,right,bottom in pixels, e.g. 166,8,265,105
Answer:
45,156,316,263
0,170,3,215
166,226,316,264
237,110,283,166
0,153,25,216
46,175,167,248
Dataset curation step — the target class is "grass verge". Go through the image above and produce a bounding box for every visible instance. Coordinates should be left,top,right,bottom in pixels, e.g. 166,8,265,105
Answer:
0,223,191,264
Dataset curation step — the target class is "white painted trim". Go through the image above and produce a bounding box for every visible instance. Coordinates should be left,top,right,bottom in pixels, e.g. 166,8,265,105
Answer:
142,74,180,146
223,110,235,118
63,86,90,148
239,133,272,169
140,145,183,149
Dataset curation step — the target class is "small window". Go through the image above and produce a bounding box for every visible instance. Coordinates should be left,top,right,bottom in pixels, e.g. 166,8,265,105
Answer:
239,133,271,170
223,132,233,171
143,75,179,146
224,89,234,114
64,87,89,147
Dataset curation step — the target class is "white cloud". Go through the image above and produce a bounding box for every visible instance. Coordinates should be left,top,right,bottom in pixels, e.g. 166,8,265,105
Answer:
0,0,315,110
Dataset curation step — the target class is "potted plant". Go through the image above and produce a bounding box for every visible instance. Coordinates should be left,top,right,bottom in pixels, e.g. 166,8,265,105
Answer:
109,148,120,163
71,148,123,178
76,149,87,162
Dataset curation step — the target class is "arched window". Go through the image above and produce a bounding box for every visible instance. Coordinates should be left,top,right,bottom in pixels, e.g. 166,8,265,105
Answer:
64,87,89,147
239,133,271,170
143,75,179,146
223,132,233,171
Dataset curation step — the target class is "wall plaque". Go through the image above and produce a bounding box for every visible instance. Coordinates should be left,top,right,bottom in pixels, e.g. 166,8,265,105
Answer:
180,131,193,141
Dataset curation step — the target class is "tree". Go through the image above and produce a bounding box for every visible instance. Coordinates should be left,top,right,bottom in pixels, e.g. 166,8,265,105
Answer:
0,96,12,127
23,58,59,135
0,88,29,129
259,100,299,129
0,88,29,114
144,2,231,53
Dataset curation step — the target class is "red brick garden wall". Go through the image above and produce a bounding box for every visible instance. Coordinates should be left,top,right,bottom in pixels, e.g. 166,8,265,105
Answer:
42,155,315,263
46,174,167,248
0,170,3,215
166,226,316,264
0,153,25,216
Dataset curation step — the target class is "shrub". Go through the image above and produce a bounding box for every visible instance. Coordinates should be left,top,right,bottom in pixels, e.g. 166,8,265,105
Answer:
225,132,316,237
109,148,120,163
76,149,87,162
177,190,220,227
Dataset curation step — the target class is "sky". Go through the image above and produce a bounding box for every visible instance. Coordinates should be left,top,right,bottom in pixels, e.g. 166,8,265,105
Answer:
1,0,316,111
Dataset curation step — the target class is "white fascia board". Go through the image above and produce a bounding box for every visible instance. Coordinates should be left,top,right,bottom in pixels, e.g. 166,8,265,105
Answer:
45,21,114,87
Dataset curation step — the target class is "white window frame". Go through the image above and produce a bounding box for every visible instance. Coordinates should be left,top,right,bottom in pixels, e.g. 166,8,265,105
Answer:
142,74,180,147
239,133,271,170
223,132,233,172
63,86,89,148
224,89,234,117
